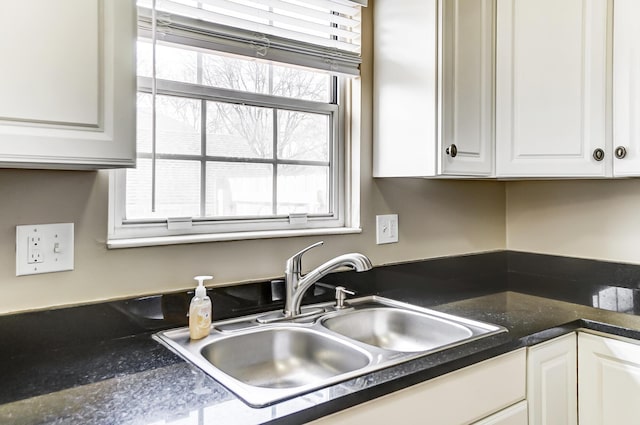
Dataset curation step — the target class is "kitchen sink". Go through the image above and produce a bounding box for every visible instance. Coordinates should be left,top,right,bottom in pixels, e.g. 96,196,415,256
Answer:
321,307,474,352
154,295,506,407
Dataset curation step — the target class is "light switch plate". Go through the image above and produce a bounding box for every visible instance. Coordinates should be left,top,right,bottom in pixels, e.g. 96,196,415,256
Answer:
376,214,399,244
16,223,74,276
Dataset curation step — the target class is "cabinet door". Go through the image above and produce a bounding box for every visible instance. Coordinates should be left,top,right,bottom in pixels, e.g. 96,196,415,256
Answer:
0,0,136,169
579,333,640,425
373,0,493,178
439,0,494,176
496,0,609,177
612,0,640,176
527,333,577,425
309,349,526,425
373,0,439,178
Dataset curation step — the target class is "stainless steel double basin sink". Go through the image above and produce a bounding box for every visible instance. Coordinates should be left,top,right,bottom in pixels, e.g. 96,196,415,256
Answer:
154,296,506,407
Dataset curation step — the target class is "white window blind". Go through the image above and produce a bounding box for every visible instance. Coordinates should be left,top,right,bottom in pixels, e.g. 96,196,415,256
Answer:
137,0,366,75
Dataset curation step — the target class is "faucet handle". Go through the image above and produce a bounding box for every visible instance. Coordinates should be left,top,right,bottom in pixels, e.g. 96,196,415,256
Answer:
286,241,324,273
335,286,355,309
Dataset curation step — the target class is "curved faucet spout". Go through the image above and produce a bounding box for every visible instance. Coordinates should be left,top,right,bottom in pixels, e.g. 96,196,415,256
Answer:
284,252,372,317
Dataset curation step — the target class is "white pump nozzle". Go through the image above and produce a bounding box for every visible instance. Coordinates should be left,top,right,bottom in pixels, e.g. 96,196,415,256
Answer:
194,275,213,297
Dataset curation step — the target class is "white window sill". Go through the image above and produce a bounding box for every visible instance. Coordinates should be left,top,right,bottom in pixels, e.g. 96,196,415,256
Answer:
107,227,362,249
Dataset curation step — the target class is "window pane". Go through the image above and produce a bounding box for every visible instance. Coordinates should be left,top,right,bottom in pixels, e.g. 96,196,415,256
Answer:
206,102,273,159
201,51,330,102
137,93,153,153
137,41,198,84
156,95,201,155
156,160,201,217
206,162,273,217
156,43,198,84
272,64,330,102
137,40,153,78
278,111,329,161
126,159,202,219
126,158,153,219
277,165,330,215
201,52,269,94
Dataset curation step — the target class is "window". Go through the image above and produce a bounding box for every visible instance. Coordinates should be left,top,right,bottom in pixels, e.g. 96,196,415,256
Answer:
109,0,366,247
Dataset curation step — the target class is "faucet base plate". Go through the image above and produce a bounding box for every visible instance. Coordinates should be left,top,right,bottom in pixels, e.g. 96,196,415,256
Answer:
256,307,325,324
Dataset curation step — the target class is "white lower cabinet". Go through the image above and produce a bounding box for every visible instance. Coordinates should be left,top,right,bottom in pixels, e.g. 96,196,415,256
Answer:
526,333,577,425
309,349,526,424
472,401,528,425
578,333,640,425
311,331,640,425
527,332,640,425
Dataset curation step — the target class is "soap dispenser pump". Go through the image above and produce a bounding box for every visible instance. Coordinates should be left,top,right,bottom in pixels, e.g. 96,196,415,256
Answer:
189,275,213,340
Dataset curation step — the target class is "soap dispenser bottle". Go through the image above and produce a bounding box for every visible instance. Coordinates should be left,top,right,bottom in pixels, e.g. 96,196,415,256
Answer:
189,275,213,340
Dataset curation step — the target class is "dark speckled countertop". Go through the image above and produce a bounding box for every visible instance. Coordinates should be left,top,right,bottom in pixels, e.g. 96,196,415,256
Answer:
3,251,640,424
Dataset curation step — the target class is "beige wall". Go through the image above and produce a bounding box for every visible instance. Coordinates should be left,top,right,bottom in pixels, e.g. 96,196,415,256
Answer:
3,0,637,317
0,7,506,315
506,180,640,265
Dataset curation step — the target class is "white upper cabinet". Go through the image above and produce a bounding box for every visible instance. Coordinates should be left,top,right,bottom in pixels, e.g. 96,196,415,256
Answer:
0,0,136,169
373,0,494,178
612,0,640,177
496,0,609,178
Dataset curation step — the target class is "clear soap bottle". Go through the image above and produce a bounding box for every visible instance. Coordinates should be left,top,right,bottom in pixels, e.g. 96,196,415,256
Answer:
189,275,213,340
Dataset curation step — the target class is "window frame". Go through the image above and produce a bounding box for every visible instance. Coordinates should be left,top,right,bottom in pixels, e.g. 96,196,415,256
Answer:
108,69,360,248
108,1,364,248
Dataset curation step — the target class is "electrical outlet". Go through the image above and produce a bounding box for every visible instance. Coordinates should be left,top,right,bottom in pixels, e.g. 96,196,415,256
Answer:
27,235,43,264
376,214,399,244
16,223,74,276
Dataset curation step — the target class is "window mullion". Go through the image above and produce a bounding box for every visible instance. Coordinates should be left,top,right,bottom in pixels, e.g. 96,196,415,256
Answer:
197,51,206,219
329,76,339,214
272,107,278,216
151,0,158,213
137,77,338,114
200,99,207,218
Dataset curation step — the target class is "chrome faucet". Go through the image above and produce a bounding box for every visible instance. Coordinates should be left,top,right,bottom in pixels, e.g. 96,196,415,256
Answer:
283,241,373,317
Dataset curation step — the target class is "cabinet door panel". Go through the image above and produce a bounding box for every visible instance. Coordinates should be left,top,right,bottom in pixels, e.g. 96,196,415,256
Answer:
612,0,640,176
579,333,640,425
496,0,609,177
439,0,494,176
0,0,136,169
0,1,99,127
527,333,577,425
373,0,438,178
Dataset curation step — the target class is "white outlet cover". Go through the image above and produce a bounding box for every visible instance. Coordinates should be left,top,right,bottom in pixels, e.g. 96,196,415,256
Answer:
376,214,399,244
16,223,74,276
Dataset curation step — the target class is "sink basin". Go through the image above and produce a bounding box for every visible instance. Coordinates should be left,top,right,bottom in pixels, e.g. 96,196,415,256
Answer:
154,295,506,407
155,323,371,407
201,328,370,389
322,307,473,352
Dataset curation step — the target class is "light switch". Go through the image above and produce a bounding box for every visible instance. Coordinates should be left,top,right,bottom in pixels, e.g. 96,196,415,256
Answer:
16,223,74,276
376,214,399,244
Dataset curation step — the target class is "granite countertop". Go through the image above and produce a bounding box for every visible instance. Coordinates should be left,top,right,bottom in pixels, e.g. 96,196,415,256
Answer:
2,251,640,424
